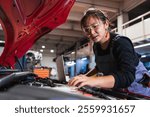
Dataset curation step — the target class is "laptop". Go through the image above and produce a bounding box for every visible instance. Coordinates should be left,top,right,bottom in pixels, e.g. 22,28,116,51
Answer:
55,55,67,84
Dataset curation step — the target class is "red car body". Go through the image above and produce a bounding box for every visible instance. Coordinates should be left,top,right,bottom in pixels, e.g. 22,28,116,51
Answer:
0,0,75,67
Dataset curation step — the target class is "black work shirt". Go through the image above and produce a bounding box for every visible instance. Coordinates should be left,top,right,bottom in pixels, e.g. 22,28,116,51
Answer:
93,33,139,88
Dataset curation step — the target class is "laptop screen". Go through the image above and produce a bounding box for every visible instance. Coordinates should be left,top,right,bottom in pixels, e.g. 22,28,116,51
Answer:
56,55,66,83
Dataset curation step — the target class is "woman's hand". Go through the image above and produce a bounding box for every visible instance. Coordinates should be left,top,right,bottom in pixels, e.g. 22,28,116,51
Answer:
68,74,100,88
68,74,115,88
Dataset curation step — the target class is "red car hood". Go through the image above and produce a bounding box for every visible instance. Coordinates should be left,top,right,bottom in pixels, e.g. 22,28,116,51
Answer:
0,0,75,67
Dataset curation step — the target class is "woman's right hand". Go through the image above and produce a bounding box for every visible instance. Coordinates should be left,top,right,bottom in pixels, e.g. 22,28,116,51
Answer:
68,74,100,88
68,74,115,89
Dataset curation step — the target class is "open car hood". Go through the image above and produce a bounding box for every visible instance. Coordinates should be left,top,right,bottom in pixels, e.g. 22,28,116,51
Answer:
0,0,75,67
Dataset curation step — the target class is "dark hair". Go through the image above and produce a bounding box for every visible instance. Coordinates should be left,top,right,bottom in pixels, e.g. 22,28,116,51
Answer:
81,8,109,29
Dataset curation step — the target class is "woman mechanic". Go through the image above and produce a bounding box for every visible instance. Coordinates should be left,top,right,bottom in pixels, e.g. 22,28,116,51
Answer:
68,8,150,96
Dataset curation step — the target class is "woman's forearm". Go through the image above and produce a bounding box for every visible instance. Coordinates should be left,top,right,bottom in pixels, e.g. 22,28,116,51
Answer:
95,75,115,88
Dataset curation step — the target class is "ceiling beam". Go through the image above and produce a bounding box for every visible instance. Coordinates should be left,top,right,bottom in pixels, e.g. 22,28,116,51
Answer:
57,21,81,31
122,0,146,12
74,0,119,13
42,35,80,42
36,38,75,45
49,29,83,38
67,12,83,22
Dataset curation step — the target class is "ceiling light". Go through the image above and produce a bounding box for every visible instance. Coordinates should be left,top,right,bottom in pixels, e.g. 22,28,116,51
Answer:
141,55,146,58
42,45,45,48
0,40,5,43
134,43,150,49
40,49,43,52
50,49,54,53
71,51,75,54
81,57,87,61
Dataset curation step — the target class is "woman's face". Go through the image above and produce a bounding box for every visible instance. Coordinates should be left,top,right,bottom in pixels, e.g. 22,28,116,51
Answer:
82,17,109,43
